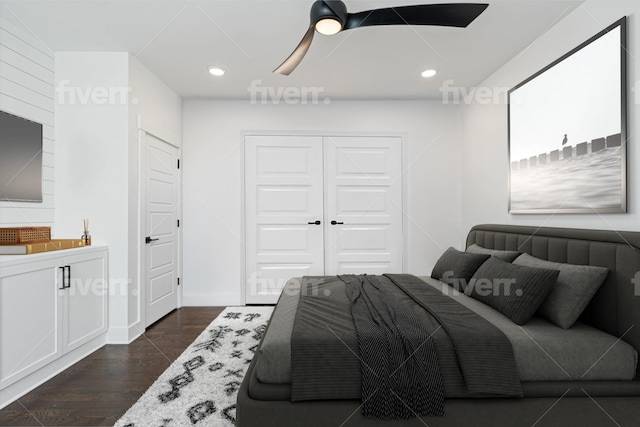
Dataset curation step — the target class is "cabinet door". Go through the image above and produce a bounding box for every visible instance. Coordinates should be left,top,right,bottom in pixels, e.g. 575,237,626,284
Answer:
0,259,62,389
61,250,108,353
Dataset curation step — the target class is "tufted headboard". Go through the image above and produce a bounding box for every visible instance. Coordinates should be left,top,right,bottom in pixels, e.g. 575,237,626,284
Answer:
466,224,640,378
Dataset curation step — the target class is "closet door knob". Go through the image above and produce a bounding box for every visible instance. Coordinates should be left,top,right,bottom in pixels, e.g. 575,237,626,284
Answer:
330,220,344,225
307,220,321,225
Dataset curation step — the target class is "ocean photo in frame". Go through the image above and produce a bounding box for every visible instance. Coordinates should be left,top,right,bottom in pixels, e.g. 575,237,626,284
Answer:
508,17,627,214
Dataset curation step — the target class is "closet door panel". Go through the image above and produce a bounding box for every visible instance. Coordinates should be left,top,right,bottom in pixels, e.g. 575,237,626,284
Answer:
245,135,324,303
324,136,403,276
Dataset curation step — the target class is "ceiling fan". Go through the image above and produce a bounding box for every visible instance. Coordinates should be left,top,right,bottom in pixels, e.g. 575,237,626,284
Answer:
274,1,489,75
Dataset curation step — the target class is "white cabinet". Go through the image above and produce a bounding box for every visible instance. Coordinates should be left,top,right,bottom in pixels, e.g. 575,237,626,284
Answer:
0,246,108,409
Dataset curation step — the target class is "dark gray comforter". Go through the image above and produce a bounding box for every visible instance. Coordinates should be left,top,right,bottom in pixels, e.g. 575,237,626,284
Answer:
291,274,523,409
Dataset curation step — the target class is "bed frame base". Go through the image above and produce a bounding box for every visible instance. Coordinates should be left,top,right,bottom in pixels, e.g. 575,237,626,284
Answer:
238,361,640,426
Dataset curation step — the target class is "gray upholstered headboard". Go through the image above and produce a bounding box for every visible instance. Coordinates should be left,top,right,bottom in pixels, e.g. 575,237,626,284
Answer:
466,224,640,378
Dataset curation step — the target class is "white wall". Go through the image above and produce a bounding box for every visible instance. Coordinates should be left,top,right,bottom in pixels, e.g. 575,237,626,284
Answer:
129,56,182,146
182,100,463,305
55,53,182,342
461,1,639,237
55,52,131,341
0,18,55,227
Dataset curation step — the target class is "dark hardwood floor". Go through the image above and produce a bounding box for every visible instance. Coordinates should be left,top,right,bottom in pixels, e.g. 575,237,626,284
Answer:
0,307,224,426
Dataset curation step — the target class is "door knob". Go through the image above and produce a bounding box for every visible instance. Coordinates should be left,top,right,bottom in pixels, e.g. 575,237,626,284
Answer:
330,220,344,225
145,236,159,244
307,220,321,225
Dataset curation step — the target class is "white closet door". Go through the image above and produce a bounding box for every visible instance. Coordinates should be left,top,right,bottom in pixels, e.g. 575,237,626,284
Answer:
245,136,325,304
324,136,403,275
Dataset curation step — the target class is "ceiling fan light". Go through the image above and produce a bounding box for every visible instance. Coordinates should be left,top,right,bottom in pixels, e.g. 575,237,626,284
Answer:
421,69,438,78
315,18,342,35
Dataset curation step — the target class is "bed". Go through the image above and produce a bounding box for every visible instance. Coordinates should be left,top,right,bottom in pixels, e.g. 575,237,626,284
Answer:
237,224,640,426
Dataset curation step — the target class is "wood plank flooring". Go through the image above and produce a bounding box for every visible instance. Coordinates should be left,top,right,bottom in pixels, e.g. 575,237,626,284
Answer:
0,307,224,426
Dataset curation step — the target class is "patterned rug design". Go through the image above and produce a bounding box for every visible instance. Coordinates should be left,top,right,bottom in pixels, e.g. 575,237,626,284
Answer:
115,306,273,427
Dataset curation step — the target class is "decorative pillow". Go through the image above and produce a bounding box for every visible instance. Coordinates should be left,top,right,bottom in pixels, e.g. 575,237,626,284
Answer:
513,253,609,329
466,244,521,262
468,257,559,325
431,247,490,292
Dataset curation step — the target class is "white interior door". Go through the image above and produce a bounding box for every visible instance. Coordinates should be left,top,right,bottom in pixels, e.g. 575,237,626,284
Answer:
144,133,180,326
324,136,403,275
245,135,324,304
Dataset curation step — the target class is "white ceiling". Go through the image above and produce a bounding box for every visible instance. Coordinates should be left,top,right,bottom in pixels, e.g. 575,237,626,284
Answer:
0,0,584,99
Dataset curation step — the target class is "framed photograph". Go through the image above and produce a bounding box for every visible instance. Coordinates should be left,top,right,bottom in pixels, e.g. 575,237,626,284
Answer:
508,17,627,214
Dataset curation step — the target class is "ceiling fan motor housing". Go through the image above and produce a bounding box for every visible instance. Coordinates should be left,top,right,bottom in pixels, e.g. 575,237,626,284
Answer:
311,0,348,28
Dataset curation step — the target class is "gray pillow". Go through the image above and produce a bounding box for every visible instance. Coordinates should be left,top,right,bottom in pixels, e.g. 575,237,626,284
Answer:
513,253,609,329
468,257,559,325
466,244,521,262
431,247,490,292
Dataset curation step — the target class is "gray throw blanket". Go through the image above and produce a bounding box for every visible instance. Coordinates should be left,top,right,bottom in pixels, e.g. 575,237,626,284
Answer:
340,275,445,419
386,274,523,396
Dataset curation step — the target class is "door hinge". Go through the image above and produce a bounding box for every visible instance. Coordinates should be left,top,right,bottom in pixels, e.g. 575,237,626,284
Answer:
177,219,180,227
177,277,181,286
177,159,180,169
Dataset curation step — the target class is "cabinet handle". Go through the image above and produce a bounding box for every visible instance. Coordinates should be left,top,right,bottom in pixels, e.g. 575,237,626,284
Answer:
307,220,321,225
59,266,71,289
59,266,66,290
330,220,344,225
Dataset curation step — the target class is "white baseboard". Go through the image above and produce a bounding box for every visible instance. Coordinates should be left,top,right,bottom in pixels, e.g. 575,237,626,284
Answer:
182,292,241,307
107,322,143,344
127,320,144,343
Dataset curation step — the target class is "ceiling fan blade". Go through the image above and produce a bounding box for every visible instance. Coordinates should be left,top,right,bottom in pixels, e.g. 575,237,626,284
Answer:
344,3,488,30
274,25,316,75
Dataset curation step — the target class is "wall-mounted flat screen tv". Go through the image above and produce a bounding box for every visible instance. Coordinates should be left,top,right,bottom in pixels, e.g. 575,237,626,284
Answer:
0,110,43,203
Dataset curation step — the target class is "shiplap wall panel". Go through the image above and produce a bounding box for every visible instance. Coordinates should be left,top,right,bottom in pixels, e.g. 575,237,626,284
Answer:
0,62,53,98
0,78,54,107
0,207,56,224
0,96,54,128
0,18,55,228
0,46,54,84
0,28,54,68
42,180,54,197
42,125,54,141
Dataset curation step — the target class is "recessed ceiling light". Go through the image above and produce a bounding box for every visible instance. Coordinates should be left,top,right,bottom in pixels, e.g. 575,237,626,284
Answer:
208,66,225,77
421,69,438,78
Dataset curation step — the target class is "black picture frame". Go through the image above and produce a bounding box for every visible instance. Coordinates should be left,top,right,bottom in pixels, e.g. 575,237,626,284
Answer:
508,17,627,214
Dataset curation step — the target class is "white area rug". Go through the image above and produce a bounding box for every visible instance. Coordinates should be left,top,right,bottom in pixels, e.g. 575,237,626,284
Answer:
115,306,273,427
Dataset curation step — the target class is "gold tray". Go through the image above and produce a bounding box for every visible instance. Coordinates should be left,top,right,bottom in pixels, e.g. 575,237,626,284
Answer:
0,239,86,255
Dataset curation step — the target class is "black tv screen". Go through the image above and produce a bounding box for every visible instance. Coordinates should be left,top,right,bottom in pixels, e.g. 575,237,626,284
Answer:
0,110,43,202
